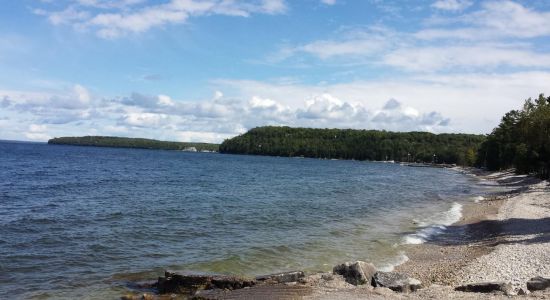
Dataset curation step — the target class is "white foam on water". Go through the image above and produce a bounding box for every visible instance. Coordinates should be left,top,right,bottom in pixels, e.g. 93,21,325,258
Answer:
403,202,463,245
378,252,410,272
473,196,485,203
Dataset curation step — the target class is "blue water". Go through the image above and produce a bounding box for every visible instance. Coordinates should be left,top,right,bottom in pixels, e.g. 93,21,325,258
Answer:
0,141,495,299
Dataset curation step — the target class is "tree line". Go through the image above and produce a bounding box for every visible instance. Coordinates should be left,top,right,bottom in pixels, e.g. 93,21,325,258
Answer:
48,136,220,152
220,126,484,165
476,94,550,179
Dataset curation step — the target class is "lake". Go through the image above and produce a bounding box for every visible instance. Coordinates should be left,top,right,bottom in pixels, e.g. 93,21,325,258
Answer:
0,141,498,299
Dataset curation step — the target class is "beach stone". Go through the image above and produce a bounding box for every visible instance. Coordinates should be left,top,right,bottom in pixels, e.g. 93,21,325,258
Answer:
526,276,550,291
256,271,305,283
157,271,255,294
333,261,376,286
321,273,334,281
517,288,530,295
454,282,512,294
372,272,422,293
210,275,256,290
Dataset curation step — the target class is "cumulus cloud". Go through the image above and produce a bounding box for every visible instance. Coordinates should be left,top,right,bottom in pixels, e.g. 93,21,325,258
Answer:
383,98,401,110
1,96,11,108
372,99,449,132
297,94,363,121
0,78,464,143
35,0,287,38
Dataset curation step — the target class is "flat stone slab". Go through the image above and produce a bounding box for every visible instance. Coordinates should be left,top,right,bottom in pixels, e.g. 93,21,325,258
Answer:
256,271,305,283
455,282,512,294
157,271,255,294
372,271,422,293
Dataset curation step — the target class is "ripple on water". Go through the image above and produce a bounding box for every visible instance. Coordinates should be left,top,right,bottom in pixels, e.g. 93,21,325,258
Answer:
0,143,502,299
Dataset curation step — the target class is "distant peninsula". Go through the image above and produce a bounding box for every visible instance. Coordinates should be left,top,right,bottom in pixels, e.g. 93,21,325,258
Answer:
220,126,485,166
48,136,219,152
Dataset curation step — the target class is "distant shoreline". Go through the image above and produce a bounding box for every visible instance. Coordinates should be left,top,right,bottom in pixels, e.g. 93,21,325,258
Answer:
47,136,220,153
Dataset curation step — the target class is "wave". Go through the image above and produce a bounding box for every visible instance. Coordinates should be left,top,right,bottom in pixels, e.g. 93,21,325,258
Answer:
403,202,463,245
377,252,410,272
472,196,485,203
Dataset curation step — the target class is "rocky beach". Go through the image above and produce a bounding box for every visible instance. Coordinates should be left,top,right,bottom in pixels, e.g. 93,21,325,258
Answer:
123,169,550,299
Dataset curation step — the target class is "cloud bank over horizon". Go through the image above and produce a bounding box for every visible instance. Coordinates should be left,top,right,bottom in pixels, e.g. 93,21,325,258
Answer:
1,0,550,142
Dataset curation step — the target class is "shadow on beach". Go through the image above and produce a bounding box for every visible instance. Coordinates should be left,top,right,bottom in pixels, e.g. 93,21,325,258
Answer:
431,217,550,247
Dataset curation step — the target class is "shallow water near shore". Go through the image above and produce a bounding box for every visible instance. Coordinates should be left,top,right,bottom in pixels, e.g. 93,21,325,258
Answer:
0,141,503,299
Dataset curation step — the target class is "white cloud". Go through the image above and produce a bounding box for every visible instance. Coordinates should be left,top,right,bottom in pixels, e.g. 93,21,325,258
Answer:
121,112,169,127
3,70,550,143
272,1,550,72
25,124,51,141
74,84,91,104
321,0,336,5
157,94,175,106
0,78,469,142
420,1,550,40
278,26,397,61
36,0,287,38
7,1,550,143
34,7,90,25
383,45,550,72
467,1,550,38
431,0,472,11
214,71,550,134
76,0,146,9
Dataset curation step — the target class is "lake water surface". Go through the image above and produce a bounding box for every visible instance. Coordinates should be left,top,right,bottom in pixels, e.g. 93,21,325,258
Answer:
0,141,499,299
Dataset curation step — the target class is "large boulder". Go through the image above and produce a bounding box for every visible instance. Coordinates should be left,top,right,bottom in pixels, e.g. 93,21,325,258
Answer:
455,282,512,294
526,277,550,291
372,271,422,293
157,271,255,294
333,261,376,285
256,271,305,283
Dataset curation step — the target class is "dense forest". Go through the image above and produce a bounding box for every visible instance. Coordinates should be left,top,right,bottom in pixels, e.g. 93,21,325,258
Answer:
477,94,550,179
48,136,219,152
220,127,485,165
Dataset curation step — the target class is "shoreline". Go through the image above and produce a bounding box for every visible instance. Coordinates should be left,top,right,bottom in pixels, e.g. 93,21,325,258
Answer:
122,169,550,299
395,169,550,297
394,168,511,286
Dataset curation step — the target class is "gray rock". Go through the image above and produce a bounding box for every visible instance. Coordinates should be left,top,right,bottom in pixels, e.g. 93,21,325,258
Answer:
333,261,376,286
256,271,305,283
372,272,422,293
157,271,255,294
455,282,512,294
321,273,334,281
526,276,550,291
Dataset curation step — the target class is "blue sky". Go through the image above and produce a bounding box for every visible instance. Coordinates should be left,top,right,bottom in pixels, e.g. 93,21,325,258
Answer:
1,0,550,142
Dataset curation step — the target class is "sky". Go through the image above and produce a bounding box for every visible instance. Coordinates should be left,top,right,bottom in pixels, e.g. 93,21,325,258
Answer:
1,0,550,143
